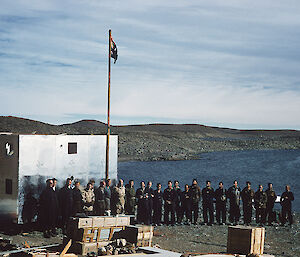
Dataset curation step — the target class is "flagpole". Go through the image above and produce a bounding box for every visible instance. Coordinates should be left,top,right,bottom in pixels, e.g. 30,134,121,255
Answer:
105,29,112,180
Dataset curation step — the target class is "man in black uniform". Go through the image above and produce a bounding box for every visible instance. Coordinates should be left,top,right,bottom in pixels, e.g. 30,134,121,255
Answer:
265,183,277,225
72,181,83,215
40,179,59,238
227,180,241,225
163,181,176,225
280,185,294,226
51,178,59,235
136,181,150,224
153,183,163,225
241,181,254,225
190,179,201,225
182,184,192,225
254,185,267,225
145,181,154,224
202,180,214,225
174,180,183,224
214,182,227,225
59,178,73,234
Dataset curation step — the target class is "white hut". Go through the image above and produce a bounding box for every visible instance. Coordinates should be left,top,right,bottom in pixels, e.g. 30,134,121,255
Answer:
0,133,118,224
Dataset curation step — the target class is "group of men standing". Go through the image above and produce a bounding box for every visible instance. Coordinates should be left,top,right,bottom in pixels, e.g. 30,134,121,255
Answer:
39,177,295,238
133,179,294,227
39,177,125,238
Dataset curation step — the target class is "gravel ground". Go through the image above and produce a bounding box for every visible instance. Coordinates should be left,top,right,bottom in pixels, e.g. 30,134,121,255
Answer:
1,214,299,256
152,217,300,257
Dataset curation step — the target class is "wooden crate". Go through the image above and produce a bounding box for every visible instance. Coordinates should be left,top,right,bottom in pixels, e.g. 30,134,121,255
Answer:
227,225,265,255
69,217,93,229
71,226,124,242
71,242,98,255
123,225,153,247
116,216,131,226
104,216,117,227
92,216,105,227
97,241,111,248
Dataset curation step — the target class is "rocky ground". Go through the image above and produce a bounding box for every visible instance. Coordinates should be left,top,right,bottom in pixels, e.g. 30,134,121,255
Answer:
117,131,300,161
1,214,299,256
152,215,300,257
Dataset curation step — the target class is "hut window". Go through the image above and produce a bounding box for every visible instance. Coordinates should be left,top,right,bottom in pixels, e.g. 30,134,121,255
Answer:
5,179,12,194
68,142,77,154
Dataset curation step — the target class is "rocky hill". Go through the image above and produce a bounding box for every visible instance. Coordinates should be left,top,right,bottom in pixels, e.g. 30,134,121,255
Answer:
1,116,300,161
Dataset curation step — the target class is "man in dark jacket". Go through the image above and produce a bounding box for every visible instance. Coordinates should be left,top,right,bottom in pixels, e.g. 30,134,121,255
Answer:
202,180,214,225
59,178,73,234
265,183,277,225
153,183,164,225
136,181,150,224
95,180,106,216
174,180,183,224
125,180,136,215
51,178,59,234
227,180,241,225
280,185,294,226
40,179,59,238
145,181,155,224
214,181,227,225
182,184,192,225
72,181,83,215
254,185,267,225
190,179,201,225
163,181,176,225
241,181,254,225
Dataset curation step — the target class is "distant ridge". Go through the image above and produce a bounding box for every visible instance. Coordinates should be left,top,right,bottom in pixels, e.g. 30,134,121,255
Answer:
1,116,300,161
0,116,300,137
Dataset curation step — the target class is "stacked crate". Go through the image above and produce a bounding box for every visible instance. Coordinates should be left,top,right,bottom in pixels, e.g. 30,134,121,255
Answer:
227,225,265,255
122,225,153,247
66,216,131,255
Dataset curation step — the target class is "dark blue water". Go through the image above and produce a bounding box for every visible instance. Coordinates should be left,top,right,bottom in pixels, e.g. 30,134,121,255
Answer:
118,149,300,211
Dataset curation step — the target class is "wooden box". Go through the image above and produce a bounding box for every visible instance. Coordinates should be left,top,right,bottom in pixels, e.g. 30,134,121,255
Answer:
123,225,153,247
92,216,105,227
116,216,131,226
69,217,93,229
227,225,265,255
97,241,111,248
71,242,98,255
104,216,117,227
72,228,97,242
71,226,124,242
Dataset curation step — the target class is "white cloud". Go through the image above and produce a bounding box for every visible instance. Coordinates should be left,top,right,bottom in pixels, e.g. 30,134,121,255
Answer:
0,0,300,129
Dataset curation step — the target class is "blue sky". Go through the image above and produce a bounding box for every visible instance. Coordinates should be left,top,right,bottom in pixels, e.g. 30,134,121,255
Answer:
1,0,300,129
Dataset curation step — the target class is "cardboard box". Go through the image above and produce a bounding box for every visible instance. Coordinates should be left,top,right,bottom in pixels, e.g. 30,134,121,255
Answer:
227,225,265,255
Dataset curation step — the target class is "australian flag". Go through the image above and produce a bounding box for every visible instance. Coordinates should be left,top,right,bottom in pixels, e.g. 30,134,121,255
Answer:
111,37,118,64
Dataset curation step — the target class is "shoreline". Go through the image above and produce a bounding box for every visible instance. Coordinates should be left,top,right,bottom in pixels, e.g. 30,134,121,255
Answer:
118,145,300,162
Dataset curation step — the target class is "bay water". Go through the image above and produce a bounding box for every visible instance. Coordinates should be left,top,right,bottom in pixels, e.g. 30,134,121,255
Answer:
118,149,300,212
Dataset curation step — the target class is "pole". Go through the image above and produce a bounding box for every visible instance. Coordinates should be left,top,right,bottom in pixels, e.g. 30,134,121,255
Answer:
105,29,111,180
